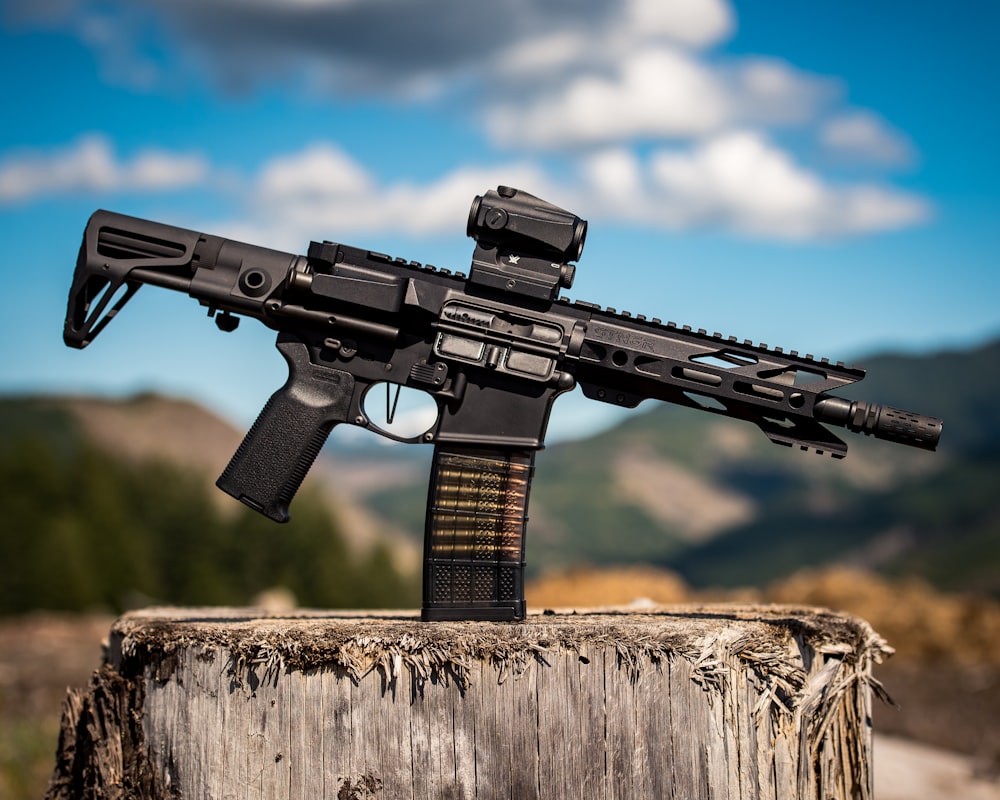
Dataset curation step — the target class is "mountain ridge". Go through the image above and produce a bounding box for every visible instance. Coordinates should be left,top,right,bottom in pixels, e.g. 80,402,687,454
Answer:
4,336,994,596
365,337,997,590
1,392,420,569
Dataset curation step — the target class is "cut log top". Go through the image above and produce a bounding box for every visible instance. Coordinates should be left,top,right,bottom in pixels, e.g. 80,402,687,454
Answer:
108,604,891,692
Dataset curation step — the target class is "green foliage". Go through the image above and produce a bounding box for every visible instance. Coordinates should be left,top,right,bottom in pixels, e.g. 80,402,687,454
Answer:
0,715,59,800
530,442,682,572
839,340,1000,457
671,456,1000,595
5,337,998,610
0,427,417,614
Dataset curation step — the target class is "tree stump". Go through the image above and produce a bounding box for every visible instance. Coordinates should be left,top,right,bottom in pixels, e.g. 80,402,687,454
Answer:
46,605,891,799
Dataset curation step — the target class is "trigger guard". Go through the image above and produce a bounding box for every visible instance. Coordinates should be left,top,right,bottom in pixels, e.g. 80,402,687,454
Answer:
357,381,441,443
358,415,436,444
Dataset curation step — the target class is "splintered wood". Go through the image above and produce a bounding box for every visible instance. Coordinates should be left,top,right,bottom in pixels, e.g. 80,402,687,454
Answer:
46,606,892,800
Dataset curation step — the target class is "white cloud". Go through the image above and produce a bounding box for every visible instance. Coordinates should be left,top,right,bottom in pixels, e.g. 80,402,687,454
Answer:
480,0,836,150
652,132,829,229
492,30,594,78
11,0,833,152
256,142,373,199
10,0,919,193
236,137,930,247
821,111,915,166
0,134,210,203
487,46,840,149
625,0,733,47
725,58,839,126
578,132,931,240
580,148,645,202
663,131,930,238
0,133,930,243
488,47,730,147
214,144,553,248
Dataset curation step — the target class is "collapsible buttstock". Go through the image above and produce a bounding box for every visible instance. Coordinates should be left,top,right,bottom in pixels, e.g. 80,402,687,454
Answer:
422,447,535,621
64,211,201,348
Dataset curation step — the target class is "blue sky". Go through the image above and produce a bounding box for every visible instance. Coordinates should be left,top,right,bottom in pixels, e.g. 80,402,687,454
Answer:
1,0,997,441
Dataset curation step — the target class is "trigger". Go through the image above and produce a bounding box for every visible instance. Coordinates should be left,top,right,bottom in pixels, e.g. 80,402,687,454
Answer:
386,382,402,425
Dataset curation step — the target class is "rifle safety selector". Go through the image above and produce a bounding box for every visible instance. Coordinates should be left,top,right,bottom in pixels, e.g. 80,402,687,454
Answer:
467,186,587,303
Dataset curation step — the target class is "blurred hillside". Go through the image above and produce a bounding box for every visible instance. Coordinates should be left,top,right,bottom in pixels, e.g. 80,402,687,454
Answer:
665,339,1000,593
367,338,1000,595
0,394,418,614
2,337,996,614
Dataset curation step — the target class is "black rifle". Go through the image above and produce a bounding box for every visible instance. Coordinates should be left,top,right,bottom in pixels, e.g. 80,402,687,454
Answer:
64,186,942,621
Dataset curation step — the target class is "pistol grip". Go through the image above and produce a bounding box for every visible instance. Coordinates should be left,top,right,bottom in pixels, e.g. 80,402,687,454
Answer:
421,446,535,621
217,335,354,522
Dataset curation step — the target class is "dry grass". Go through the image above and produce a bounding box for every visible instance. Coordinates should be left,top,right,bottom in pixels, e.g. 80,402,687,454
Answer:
528,564,1000,666
526,564,690,609
764,566,1000,665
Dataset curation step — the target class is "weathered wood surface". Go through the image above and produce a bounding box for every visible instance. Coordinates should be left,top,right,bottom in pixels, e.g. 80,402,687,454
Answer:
46,605,892,800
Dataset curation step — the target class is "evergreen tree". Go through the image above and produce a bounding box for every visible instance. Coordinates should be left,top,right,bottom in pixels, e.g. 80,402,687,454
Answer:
0,419,417,614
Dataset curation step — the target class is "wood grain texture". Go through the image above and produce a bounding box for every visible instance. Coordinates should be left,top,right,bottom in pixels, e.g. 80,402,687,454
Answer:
46,605,892,800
